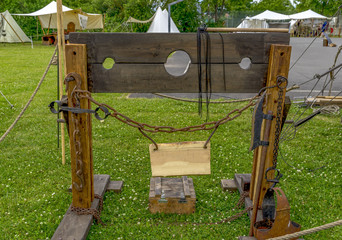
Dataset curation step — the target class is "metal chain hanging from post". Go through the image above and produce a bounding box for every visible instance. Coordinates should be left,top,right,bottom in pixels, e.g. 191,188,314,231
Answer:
265,76,288,189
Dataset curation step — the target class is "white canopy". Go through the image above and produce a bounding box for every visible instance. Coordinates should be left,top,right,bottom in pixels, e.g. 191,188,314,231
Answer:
14,1,103,30
0,10,31,43
250,10,290,21
289,9,327,20
237,17,269,29
148,7,179,33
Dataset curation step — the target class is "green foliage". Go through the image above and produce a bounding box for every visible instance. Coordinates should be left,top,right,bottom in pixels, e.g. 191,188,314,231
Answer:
294,0,341,16
251,0,295,14
171,0,201,32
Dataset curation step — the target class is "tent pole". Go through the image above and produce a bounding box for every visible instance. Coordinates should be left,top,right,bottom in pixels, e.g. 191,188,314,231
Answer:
57,0,66,165
1,13,24,43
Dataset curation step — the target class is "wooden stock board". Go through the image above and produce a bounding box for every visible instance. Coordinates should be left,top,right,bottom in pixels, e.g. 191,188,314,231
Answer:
69,32,290,93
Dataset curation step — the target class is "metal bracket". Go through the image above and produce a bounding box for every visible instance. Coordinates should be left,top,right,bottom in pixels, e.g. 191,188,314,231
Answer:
49,101,110,121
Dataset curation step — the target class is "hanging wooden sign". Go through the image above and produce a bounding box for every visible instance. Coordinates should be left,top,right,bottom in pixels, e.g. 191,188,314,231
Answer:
149,141,211,177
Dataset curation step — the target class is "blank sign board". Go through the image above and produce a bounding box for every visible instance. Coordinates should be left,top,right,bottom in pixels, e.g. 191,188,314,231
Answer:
150,141,211,177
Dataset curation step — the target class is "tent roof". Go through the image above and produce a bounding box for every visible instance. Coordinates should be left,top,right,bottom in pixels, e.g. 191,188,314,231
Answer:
0,10,31,43
14,1,77,16
289,9,327,20
146,7,179,33
13,1,103,30
250,10,290,20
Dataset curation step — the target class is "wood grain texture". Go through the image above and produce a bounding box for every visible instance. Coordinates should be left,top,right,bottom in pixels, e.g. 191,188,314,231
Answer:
90,63,268,93
149,177,196,214
69,32,289,64
65,44,94,208
68,32,289,93
221,179,238,192
52,175,110,240
106,181,124,193
250,44,292,207
150,141,211,177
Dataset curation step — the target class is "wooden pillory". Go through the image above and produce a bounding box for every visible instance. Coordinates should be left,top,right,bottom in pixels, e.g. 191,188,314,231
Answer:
51,31,299,239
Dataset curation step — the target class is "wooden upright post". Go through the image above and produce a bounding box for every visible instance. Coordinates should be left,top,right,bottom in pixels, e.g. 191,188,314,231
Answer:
249,44,292,207
65,44,94,208
56,0,66,165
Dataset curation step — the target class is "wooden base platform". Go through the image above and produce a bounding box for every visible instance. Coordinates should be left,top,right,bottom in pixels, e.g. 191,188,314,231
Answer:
52,175,123,240
221,174,262,222
149,176,196,214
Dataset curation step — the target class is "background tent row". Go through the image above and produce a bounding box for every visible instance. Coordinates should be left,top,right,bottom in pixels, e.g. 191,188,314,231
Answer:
0,10,30,43
238,9,327,30
14,1,103,31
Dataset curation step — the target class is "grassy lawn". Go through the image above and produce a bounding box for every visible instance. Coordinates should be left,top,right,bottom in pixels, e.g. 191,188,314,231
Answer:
0,42,341,239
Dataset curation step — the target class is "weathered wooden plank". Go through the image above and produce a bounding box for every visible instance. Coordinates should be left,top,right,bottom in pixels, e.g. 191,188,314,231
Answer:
234,174,263,222
182,176,191,197
90,63,267,93
65,44,94,208
149,177,196,214
69,32,289,64
52,175,110,240
250,44,292,207
150,141,211,177
238,237,257,240
106,181,124,193
221,179,238,192
155,177,162,197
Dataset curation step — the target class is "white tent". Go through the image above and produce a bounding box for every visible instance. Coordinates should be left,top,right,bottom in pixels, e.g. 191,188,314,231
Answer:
237,16,268,29
14,1,103,30
250,10,290,21
148,7,179,33
0,10,31,43
289,9,327,20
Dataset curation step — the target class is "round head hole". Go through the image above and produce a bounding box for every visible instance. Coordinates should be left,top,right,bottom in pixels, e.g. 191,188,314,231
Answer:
164,50,191,77
102,57,115,70
239,57,252,70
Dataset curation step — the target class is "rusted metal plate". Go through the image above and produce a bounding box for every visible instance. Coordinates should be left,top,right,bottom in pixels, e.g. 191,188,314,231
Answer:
150,141,211,177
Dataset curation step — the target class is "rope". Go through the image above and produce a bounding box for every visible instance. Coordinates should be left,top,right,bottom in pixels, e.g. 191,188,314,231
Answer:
0,46,57,143
267,219,342,240
152,86,299,105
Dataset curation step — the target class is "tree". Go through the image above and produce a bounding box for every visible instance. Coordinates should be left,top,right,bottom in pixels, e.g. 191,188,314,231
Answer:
295,0,341,16
252,0,295,14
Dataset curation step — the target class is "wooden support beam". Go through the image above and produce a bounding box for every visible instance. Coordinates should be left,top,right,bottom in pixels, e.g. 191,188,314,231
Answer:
52,175,110,240
65,44,94,208
249,44,292,207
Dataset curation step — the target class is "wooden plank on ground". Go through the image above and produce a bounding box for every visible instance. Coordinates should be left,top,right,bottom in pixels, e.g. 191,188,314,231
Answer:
150,141,211,177
52,175,110,240
106,181,124,193
221,179,238,192
306,96,342,107
234,174,263,222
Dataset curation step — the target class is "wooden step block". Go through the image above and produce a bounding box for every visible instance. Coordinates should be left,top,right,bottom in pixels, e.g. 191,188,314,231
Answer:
221,179,238,192
149,176,196,214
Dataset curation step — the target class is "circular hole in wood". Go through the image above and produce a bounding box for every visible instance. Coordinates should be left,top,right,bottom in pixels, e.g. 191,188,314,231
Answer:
102,57,115,70
164,50,191,77
73,51,77,55
239,57,252,70
280,52,284,56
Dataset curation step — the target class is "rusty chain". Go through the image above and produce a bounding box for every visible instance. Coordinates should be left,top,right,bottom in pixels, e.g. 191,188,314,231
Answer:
265,76,288,189
74,89,258,134
70,194,106,226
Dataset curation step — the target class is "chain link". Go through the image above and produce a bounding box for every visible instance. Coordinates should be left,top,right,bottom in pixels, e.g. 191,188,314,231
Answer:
272,76,288,169
76,91,258,134
70,194,106,226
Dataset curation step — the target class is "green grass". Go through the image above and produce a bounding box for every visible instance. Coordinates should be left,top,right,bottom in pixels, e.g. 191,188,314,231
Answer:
0,42,341,239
